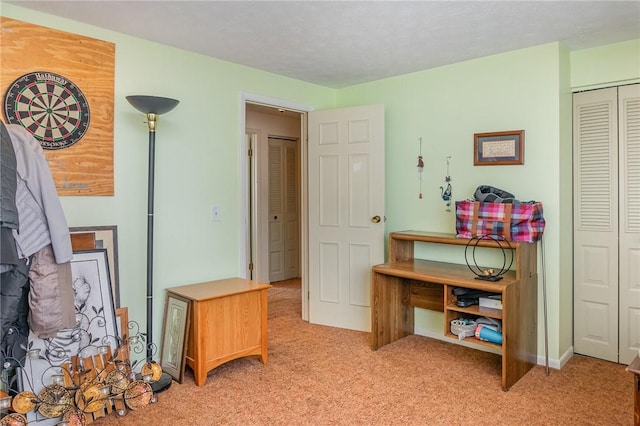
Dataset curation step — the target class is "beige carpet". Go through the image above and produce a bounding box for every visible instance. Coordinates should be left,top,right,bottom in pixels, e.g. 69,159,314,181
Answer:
95,280,634,425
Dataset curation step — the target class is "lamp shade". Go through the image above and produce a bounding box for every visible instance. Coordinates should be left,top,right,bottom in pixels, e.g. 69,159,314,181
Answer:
126,95,179,115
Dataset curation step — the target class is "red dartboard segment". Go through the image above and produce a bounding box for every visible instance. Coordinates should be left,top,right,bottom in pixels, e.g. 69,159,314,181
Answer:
4,71,90,150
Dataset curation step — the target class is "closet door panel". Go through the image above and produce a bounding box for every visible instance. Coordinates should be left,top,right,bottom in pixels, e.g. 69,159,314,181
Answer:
284,140,300,279
573,87,619,362
268,139,285,282
619,83,640,364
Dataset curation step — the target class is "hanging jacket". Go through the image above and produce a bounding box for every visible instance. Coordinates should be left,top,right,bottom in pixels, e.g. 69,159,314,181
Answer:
28,244,75,337
1,122,20,273
0,122,19,231
6,124,72,262
6,124,75,336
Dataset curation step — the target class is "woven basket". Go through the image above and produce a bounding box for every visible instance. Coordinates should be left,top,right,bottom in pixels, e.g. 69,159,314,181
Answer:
450,319,476,336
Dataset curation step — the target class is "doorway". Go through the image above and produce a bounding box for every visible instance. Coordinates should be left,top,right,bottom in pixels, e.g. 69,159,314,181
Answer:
242,95,310,320
239,95,386,330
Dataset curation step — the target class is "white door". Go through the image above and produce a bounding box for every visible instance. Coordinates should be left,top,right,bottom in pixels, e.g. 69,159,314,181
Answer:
268,138,285,282
573,87,619,362
308,104,385,331
268,136,300,282
573,83,640,364
283,140,301,280
618,83,640,364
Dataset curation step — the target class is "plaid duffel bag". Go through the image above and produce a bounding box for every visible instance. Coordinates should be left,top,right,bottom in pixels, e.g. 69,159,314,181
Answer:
455,200,545,242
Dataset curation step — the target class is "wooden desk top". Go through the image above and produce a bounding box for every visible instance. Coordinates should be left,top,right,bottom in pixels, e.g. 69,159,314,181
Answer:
167,277,272,301
390,230,531,248
373,259,518,290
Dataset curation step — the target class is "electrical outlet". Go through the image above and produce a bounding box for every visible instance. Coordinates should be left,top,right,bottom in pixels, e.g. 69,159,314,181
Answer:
211,204,222,222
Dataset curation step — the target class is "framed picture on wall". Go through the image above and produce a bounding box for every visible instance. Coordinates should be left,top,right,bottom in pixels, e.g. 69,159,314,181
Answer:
474,130,525,166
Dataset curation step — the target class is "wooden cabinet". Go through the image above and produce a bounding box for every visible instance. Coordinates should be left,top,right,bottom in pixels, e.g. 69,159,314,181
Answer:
166,278,272,387
371,231,537,391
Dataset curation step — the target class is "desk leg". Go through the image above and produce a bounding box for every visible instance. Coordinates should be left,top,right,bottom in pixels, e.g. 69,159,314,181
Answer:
371,273,413,350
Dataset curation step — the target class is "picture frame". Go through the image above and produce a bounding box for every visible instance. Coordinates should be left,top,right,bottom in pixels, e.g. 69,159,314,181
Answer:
160,294,191,384
115,307,129,341
115,307,131,361
474,130,524,166
23,249,118,424
70,226,120,307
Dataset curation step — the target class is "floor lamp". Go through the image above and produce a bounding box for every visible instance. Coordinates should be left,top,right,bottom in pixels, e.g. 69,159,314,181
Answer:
126,95,179,393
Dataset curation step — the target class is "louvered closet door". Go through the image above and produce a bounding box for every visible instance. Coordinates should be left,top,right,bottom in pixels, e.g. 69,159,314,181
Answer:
268,138,285,282
268,137,300,282
573,87,619,362
283,141,300,279
619,84,640,364
574,84,640,364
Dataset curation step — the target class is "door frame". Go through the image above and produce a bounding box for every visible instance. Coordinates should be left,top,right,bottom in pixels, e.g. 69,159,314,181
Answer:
238,92,313,320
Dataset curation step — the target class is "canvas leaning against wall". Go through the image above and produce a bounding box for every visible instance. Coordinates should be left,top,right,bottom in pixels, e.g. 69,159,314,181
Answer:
21,249,118,424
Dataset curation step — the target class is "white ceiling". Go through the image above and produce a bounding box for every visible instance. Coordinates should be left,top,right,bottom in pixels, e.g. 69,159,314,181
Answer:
5,1,640,88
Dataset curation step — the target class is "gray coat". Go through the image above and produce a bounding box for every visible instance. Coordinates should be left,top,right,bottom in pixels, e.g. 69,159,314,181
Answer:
6,124,75,337
6,124,72,263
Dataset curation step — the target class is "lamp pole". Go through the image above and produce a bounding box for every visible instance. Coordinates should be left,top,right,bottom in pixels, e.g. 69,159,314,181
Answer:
145,112,158,361
126,95,179,392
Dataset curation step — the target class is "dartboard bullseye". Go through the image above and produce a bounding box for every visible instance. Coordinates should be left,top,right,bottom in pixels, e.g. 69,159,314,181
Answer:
4,71,90,150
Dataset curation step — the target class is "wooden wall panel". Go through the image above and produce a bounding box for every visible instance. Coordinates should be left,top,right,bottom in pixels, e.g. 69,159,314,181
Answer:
0,17,115,196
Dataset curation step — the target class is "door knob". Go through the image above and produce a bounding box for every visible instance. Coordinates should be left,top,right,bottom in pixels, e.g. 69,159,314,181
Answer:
371,215,381,223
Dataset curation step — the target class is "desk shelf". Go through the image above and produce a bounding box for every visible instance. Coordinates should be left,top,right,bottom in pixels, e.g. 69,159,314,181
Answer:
371,231,537,391
444,332,502,351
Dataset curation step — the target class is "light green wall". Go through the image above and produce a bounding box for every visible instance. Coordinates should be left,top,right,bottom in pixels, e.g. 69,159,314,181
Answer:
1,5,336,354
571,39,640,89
337,43,569,361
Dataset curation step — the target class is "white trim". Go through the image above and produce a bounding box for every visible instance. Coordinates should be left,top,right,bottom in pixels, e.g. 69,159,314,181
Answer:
240,92,315,114
571,78,640,93
551,346,574,370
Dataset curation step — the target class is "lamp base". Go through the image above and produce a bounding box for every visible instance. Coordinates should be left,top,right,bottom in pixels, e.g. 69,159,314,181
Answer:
151,372,173,393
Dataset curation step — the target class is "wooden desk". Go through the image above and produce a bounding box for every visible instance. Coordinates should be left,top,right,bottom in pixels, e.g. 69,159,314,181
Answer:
628,354,640,425
372,231,537,391
166,278,272,386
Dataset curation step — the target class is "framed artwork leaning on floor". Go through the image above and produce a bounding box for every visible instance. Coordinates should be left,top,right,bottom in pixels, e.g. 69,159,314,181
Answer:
69,226,120,307
22,249,118,424
160,294,191,383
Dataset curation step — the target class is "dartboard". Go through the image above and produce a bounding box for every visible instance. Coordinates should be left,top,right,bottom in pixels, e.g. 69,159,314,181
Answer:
4,71,90,150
